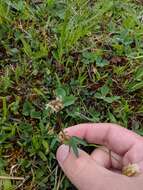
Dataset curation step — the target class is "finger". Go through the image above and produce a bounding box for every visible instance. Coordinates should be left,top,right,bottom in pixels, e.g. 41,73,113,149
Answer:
123,141,143,169
91,147,122,170
56,144,129,190
64,123,142,156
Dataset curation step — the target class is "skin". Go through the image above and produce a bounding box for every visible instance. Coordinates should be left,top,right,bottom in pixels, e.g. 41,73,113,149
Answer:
56,123,143,190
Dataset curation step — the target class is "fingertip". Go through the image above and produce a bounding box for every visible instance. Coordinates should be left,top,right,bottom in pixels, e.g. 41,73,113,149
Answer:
56,144,70,164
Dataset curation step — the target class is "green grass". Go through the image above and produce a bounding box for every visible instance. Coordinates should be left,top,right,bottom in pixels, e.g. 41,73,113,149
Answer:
0,0,143,189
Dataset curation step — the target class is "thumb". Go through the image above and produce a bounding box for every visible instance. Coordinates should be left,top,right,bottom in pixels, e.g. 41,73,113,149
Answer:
56,145,122,190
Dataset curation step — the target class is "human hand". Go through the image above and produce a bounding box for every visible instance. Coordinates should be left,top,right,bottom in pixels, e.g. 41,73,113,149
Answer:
56,123,143,190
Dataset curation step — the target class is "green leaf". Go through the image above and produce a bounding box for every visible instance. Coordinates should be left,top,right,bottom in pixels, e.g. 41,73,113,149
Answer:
108,111,117,123
134,67,143,81
63,96,76,107
135,129,143,136
21,38,32,57
69,138,79,157
30,110,41,119
50,138,58,149
32,135,41,150
38,151,47,161
0,169,12,190
82,51,97,62
3,177,12,190
42,140,49,154
22,101,33,116
47,0,55,6
16,0,24,11
103,96,120,103
96,57,108,67
9,96,20,114
1,97,7,122
95,92,102,98
55,87,66,99
72,136,88,146
68,136,88,157
100,85,110,96
128,81,143,92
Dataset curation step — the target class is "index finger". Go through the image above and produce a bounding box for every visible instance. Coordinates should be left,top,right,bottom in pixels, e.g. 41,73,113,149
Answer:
65,123,142,155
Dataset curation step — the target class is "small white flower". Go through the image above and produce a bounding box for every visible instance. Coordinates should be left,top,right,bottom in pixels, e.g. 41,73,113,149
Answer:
122,163,140,177
46,97,64,113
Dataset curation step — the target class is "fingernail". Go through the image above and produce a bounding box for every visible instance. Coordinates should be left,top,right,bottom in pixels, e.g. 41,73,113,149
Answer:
57,144,69,163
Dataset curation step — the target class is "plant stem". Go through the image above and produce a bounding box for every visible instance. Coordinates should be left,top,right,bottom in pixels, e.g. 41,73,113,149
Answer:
0,176,24,181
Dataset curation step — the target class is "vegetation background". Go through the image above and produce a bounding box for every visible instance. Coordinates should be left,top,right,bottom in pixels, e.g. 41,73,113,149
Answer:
0,0,143,189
